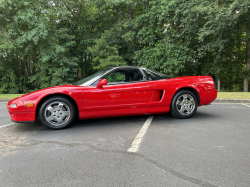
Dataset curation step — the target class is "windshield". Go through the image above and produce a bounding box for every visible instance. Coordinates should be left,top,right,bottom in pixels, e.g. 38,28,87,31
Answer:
73,68,113,86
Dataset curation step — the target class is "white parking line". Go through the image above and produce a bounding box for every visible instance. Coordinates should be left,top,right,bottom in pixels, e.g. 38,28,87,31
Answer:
242,104,250,107
0,123,16,129
212,103,246,104
127,115,154,153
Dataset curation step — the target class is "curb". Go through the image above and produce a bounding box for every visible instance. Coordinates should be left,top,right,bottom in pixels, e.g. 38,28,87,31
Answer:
0,99,11,102
212,99,250,103
1,99,250,103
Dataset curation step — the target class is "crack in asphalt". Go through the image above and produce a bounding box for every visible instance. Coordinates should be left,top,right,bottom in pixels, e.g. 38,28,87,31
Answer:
8,138,217,187
0,122,217,187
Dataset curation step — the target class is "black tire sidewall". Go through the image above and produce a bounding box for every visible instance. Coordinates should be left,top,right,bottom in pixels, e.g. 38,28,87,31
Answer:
171,90,198,119
39,97,76,129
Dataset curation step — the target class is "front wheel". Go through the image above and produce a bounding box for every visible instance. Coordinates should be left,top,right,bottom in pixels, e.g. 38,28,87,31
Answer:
170,90,198,119
39,97,76,129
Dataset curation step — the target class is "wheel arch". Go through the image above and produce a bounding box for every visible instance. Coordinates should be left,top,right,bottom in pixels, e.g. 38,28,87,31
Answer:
35,93,80,120
171,87,200,106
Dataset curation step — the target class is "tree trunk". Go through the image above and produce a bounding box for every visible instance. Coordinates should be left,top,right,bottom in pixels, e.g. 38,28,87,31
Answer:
217,78,220,92
72,0,82,34
24,57,31,76
128,5,136,44
76,68,79,80
81,67,85,79
128,5,137,66
69,0,82,56
175,25,180,44
244,14,250,92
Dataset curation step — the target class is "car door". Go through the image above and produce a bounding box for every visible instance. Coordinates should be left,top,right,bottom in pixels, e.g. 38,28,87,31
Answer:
115,81,155,113
82,68,155,115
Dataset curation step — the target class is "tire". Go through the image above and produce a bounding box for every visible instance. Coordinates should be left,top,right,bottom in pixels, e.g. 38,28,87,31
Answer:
170,90,198,119
39,97,76,129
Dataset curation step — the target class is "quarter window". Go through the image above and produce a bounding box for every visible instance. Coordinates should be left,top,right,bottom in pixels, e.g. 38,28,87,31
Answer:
143,70,158,80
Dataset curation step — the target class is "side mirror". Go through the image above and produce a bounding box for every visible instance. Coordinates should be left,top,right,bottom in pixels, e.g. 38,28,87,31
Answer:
96,79,107,88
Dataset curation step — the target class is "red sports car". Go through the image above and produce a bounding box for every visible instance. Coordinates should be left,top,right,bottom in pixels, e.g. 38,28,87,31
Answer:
7,66,217,129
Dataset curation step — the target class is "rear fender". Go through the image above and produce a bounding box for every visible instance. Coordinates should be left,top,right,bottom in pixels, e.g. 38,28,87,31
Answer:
171,84,201,105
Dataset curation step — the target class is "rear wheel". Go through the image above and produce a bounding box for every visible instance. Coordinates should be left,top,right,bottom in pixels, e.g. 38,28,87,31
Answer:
39,97,76,129
170,90,198,119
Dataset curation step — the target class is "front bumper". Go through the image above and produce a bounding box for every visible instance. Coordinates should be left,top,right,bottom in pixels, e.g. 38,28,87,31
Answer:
8,111,36,122
7,98,36,122
11,119,35,124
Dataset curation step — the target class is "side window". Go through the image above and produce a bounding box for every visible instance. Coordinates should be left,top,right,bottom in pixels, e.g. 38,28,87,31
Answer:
132,70,143,81
100,69,144,85
105,72,125,84
123,69,143,82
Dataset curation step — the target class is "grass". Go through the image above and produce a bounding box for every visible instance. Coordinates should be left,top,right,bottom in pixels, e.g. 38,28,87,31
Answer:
217,92,250,99
0,94,23,99
0,92,250,100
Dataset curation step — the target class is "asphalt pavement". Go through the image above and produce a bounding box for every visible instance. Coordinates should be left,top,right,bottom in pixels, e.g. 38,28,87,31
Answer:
0,102,12,126
0,103,250,187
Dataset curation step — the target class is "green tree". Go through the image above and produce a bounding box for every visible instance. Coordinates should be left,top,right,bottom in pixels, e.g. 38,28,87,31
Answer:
0,0,81,92
89,30,127,69
179,0,250,91
1,0,250,93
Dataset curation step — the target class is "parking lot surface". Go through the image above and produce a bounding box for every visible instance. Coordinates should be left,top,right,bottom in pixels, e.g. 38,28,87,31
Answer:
0,102,250,187
0,102,12,127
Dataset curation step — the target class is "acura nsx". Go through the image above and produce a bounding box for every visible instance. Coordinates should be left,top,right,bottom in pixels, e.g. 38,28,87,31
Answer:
7,66,217,129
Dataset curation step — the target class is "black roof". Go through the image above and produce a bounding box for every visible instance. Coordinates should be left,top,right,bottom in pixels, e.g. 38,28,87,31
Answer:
112,66,142,70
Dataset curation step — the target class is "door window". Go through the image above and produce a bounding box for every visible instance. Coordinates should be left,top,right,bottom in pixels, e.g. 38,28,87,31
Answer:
104,69,144,85
105,72,125,84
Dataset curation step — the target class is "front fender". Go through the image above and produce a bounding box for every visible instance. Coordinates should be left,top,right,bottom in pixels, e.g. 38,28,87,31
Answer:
20,86,84,114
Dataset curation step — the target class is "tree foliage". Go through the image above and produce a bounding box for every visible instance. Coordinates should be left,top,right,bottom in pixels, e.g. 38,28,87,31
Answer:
0,0,250,93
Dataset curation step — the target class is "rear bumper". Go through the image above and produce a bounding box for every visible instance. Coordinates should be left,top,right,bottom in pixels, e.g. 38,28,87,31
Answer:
200,99,216,106
200,89,217,106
